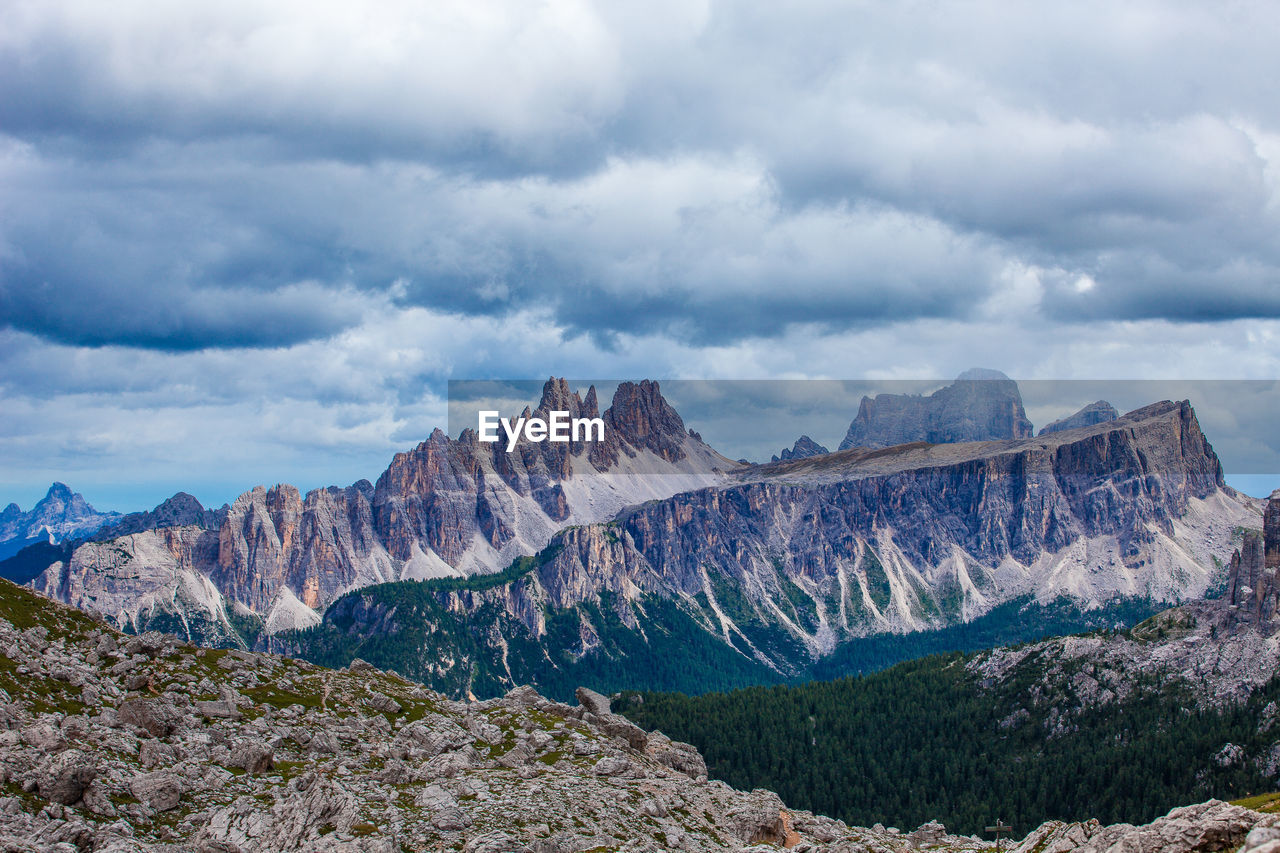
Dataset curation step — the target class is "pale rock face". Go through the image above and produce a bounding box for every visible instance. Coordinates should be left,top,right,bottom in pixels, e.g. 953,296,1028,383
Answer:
1011,801,1274,853
371,378,738,577
292,399,1266,691
35,379,739,635
33,527,230,640
537,401,1254,660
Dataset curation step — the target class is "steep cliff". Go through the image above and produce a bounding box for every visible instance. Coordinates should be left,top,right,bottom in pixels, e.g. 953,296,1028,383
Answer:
281,399,1259,693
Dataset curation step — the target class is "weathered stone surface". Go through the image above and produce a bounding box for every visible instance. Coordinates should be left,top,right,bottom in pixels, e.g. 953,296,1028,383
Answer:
35,379,734,644
1073,799,1271,853
574,686,610,716
8,584,1276,853
645,730,708,779
195,699,242,720
36,749,97,805
1266,490,1280,571
116,698,181,738
137,740,183,770
365,691,402,715
130,770,183,811
229,741,274,775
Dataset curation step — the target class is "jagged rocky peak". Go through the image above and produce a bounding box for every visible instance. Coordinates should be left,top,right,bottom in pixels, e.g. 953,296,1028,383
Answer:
1224,491,1280,622
0,482,122,560
771,435,829,462
4,483,96,530
838,368,1034,450
603,379,690,463
1038,400,1119,436
95,491,222,539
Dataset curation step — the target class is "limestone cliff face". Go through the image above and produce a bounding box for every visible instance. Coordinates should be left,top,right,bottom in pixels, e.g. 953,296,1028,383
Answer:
633,399,1222,572
1266,489,1280,571
214,484,303,613
370,379,732,576
839,369,1034,451
533,524,667,611
32,525,229,641
517,400,1249,670
290,399,1256,686
30,374,1255,673
602,379,690,464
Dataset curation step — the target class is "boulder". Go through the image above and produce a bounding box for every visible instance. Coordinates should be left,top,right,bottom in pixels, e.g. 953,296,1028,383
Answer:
229,740,274,775
195,699,242,720
37,749,97,805
117,698,181,738
366,691,402,715
645,730,708,779
575,686,611,716
592,756,631,777
131,770,184,811
464,831,533,853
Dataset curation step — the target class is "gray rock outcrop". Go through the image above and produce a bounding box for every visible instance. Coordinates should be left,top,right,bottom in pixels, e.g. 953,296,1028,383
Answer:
839,368,1033,450
1038,401,1119,436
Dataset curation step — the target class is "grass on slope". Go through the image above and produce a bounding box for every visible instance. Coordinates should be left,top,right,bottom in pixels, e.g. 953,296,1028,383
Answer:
1233,792,1280,814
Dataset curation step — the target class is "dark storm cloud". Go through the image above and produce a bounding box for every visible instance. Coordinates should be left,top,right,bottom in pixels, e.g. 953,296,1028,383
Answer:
3,0,1280,354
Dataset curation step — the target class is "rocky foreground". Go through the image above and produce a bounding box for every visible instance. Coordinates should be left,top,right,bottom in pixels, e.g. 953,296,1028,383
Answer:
0,580,1278,852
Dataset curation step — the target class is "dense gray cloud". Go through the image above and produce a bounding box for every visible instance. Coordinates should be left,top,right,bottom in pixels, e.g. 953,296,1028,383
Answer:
4,0,1280,351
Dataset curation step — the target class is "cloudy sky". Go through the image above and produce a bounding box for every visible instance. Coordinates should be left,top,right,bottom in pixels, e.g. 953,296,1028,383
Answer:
3,0,1280,511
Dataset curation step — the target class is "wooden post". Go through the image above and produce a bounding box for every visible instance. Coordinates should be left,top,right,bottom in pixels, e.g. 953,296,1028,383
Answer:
985,818,1013,851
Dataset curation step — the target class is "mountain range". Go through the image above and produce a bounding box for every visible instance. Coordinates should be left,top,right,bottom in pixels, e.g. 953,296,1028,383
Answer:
8,373,1263,700
26,380,738,643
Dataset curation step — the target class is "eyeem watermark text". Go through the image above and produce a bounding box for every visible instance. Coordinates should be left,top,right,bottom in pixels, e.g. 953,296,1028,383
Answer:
478,411,606,452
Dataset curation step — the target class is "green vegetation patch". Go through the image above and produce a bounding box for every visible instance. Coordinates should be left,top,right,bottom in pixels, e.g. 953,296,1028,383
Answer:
861,546,892,612
1233,791,1280,814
